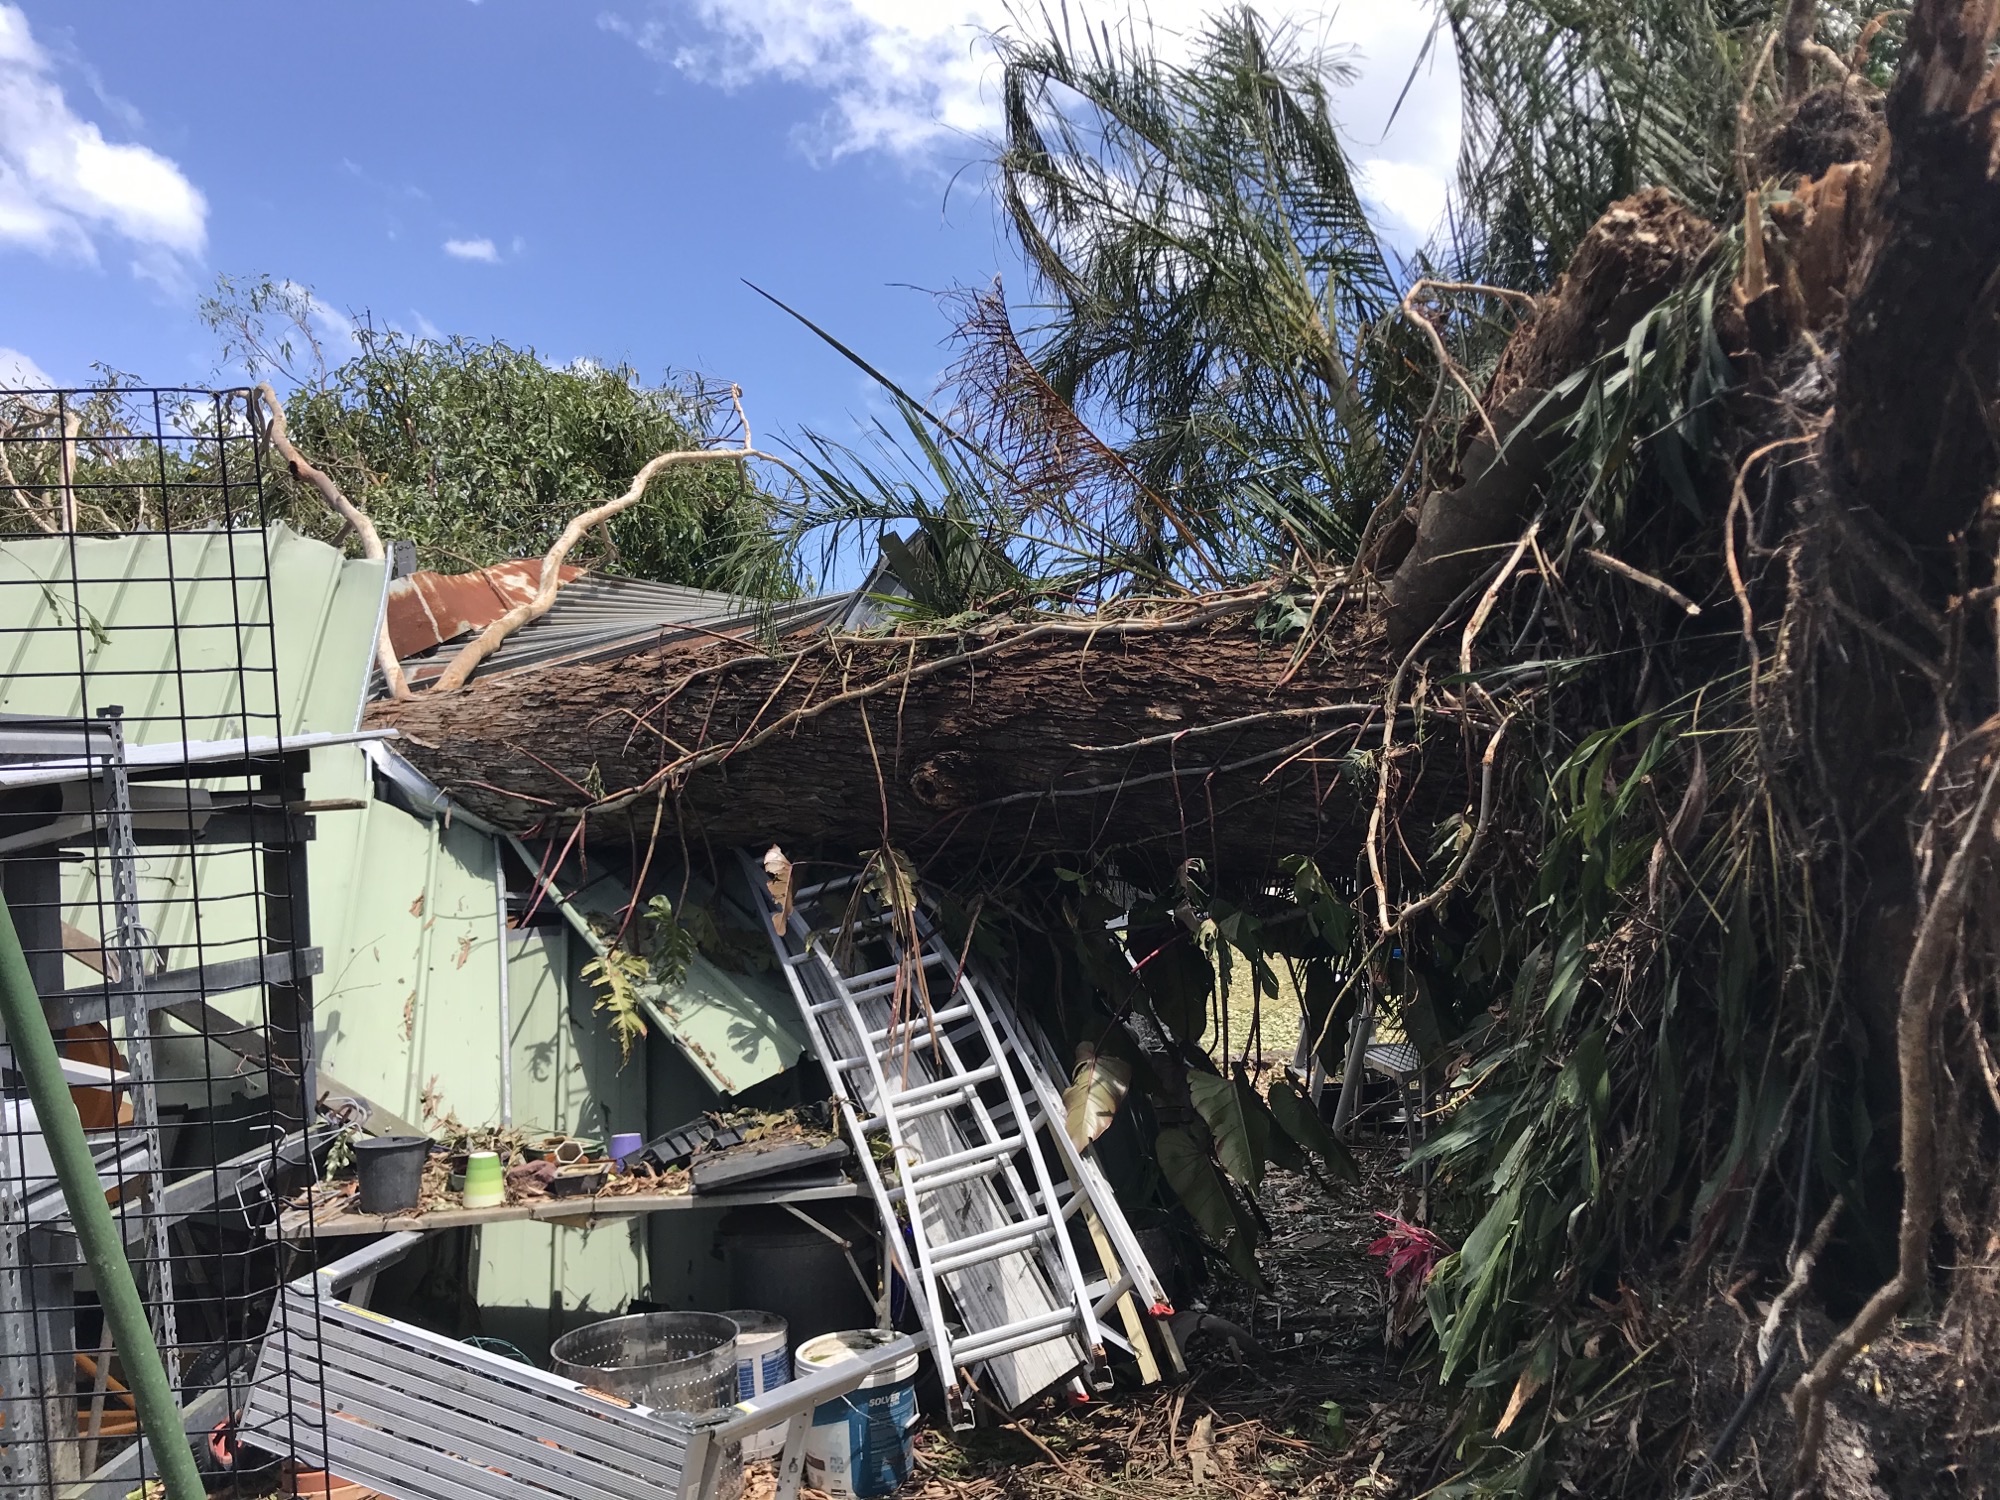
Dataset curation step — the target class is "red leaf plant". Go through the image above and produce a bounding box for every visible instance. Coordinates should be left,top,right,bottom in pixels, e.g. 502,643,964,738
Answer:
1367,1212,1452,1338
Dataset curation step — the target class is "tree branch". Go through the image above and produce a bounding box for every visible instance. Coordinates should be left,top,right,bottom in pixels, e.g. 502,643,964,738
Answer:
253,383,412,701
1581,548,1702,615
430,386,791,693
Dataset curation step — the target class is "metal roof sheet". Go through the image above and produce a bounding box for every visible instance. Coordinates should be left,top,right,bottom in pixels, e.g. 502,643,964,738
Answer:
395,568,862,688
0,523,388,740
0,525,391,1039
385,560,581,657
0,728,395,790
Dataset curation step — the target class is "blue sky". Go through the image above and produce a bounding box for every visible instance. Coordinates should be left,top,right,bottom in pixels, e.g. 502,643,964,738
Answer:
1,0,1457,453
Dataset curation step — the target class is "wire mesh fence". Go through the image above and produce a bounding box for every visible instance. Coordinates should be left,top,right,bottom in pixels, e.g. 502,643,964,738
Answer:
0,386,330,1500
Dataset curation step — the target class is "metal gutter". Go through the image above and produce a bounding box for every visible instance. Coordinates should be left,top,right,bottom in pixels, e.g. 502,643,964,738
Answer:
0,728,398,790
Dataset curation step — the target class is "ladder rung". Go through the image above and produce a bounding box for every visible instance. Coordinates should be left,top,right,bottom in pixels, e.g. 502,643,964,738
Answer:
950,1309,1079,1367
905,1135,1022,1182
885,1156,1008,1201
1090,1272,1136,1318
867,1003,973,1045
928,1216,1053,1274
850,974,955,1008
886,1065,999,1110
846,949,947,991
862,1084,980,1131
792,873,863,901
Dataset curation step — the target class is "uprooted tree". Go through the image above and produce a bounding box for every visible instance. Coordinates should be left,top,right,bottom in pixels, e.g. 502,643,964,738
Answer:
354,2,2000,1492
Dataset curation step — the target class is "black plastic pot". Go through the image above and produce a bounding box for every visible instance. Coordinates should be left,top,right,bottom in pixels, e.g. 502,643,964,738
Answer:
352,1136,429,1214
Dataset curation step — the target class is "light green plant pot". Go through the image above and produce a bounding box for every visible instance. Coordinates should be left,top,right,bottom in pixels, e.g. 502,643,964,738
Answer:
461,1150,505,1209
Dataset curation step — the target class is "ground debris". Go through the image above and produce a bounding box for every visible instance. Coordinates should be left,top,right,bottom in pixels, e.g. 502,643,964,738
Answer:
904,1154,1437,1498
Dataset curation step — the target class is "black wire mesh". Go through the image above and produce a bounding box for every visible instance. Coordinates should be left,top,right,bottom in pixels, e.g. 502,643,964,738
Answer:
0,387,329,1499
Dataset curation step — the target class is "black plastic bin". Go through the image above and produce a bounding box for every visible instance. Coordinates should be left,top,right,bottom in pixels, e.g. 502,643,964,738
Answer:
715,1207,876,1344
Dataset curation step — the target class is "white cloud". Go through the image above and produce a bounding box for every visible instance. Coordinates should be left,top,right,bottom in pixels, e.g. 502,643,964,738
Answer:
287,280,362,361
0,345,52,388
1356,155,1452,238
599,0,1459,218
0,4,206,269
443,236,501,263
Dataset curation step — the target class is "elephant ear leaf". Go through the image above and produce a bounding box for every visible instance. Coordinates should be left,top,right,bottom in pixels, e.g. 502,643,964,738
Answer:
1268,1075,1359,1184
1158,1126,1266,1289
1155,1127,1236,1243
1189,1067,1267,1191
1130,921,1213,1045
1063,1043,1131,1151
1244,1064,1307,1176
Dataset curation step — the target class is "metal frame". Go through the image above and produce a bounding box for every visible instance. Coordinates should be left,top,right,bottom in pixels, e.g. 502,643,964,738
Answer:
248,1236,927,1500
0,383,359,1500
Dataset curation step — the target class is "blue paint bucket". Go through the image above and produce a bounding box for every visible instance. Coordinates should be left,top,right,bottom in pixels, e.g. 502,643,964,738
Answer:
795,1330,921,1498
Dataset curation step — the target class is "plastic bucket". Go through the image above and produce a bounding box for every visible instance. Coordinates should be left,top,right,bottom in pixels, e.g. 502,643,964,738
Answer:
351,1136,427,1214
717,1208,877,1343
795,1330,921,1498
723,1311,790,1460
609,1131,645,1168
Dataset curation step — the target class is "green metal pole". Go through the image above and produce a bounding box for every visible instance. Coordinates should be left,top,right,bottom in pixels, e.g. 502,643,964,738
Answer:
0,888,206,1500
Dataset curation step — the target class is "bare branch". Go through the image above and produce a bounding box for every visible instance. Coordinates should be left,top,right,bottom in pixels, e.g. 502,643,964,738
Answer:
253,383,412,701
0,412,58,533
1399,284,1501,447
1582,548,1703,615
430,388,791,693
57,406,79,532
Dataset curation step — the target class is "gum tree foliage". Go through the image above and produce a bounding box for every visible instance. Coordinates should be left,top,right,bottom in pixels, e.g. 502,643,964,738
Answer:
201,274,788,593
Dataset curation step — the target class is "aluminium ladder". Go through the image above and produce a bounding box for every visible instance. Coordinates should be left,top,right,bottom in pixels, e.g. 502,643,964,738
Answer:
739,851,1174,1426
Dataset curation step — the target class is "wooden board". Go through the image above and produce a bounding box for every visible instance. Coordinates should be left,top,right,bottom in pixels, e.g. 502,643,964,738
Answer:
275,1181,861,1239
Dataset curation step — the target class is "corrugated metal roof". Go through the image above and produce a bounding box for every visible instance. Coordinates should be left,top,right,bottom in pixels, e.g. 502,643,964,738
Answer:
395,569,862,688
544,858,808,1096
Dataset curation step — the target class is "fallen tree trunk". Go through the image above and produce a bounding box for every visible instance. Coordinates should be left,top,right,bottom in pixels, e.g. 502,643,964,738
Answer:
369,595,1445,883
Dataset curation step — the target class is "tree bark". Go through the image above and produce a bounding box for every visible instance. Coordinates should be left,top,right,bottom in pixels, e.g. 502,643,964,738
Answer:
368,602,1449,885
1829,0,2000,578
